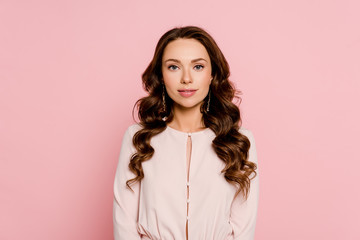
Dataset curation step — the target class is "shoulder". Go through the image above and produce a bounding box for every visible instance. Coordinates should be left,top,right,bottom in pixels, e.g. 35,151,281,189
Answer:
239,126,258,164
119,123,142,151
239,127,255,142
124,123,142,137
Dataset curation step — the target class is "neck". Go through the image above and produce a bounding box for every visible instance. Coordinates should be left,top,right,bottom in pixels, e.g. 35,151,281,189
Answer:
168,104,205,133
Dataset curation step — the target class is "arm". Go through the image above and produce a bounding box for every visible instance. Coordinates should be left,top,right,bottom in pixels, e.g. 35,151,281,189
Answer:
230,129,260,240
113,126,141,240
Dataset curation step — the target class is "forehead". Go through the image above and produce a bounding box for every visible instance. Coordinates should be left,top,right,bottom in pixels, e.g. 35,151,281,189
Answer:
162,38,210,61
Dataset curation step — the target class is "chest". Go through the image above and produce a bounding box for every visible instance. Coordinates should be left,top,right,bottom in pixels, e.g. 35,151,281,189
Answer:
140,133,235,199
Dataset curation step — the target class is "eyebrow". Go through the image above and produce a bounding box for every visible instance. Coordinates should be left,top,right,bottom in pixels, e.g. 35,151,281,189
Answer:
164,58,208,63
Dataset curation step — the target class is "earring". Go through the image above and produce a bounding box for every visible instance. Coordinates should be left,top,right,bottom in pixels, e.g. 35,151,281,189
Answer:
206,90,211,112
162,85,166,113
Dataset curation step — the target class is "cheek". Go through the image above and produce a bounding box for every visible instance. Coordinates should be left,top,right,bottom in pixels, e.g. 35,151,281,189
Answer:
163,78,178,96
162,70,177,83
200,72,212,87
163,75,182,93
202,67,212,82
163,76,175,87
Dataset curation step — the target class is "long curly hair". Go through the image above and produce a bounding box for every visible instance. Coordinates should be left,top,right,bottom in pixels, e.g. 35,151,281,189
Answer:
126,26,257,199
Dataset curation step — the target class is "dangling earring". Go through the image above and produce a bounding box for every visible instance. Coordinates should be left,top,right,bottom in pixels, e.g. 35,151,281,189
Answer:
206,89,211,112
162,85,168,121
162,85,166,113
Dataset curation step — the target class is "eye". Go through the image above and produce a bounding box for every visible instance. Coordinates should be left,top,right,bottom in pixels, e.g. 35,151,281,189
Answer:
168,65,179,71
194,65,204,71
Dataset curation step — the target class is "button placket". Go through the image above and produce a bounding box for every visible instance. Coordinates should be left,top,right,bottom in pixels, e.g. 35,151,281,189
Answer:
185,133,192,240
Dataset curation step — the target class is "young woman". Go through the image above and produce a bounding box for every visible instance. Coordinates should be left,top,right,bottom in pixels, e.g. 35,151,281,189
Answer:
113,26,259,240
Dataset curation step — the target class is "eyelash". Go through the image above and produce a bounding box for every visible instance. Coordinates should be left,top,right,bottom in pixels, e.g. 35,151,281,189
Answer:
168,65,179,70
167,65,204,71
194,65,204,70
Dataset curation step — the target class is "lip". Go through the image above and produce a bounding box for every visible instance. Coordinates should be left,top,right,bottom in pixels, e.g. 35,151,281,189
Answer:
178,89,197,97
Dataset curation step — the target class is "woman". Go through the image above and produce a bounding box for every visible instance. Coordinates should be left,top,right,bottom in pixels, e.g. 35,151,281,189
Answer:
113,26,259,240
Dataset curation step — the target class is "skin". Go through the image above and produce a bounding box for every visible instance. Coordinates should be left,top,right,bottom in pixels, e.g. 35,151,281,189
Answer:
161,38,213,133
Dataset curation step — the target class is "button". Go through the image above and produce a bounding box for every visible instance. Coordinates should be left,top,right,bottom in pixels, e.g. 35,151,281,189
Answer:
187,132,192,137
187,199,190,203
186,216,190,220
186,181,190,186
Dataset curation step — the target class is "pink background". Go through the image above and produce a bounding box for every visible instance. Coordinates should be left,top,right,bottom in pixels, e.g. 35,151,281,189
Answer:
1,0,359,239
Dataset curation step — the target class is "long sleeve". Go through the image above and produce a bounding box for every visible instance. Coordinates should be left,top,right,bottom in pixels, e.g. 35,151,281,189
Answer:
229,129,260,240
113,126,141,240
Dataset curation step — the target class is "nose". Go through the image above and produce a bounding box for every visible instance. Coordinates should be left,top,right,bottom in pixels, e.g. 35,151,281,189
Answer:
181,68,192,84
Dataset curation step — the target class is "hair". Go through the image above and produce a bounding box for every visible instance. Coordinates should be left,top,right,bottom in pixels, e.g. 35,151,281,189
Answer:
126,26,257,199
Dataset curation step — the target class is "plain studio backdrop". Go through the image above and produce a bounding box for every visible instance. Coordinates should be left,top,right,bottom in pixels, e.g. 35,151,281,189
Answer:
0,0,359,239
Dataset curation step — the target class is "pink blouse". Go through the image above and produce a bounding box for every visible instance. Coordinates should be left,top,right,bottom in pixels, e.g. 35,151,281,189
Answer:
113,124,259,240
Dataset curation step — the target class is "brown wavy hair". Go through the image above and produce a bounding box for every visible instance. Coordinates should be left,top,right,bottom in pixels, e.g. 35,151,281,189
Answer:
126,26,257,199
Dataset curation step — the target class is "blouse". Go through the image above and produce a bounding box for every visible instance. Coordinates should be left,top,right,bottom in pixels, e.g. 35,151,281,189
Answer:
113,123,259,240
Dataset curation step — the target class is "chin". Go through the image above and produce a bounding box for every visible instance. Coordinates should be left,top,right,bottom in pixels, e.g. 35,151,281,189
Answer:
174,102,203,110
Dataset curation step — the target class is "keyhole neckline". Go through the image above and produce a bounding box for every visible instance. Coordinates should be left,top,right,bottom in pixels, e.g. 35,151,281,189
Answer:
166,125,211,136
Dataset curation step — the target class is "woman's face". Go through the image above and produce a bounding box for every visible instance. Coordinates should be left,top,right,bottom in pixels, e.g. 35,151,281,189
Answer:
161,38,212,112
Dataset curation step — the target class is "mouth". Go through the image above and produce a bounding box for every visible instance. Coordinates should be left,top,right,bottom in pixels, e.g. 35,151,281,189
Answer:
178,89,197,97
